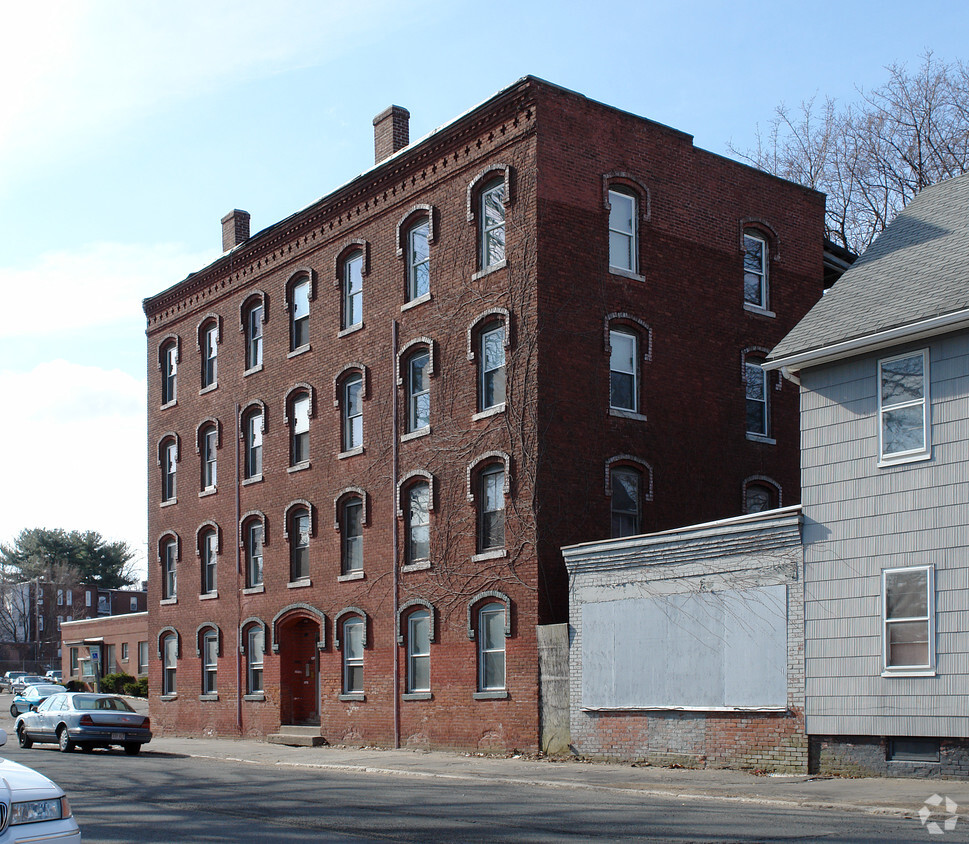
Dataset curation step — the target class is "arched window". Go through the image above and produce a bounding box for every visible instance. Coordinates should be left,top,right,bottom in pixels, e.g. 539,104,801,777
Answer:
159,436,177,503
201,627,218,695
341,615,364,695
342,250,363,330
406,609,431,694
159,338,178,406
199,526,218,595
743,229,769,310
407,219,430,302
199,423,218,492
159,535,178,600
288,505,311,583
744,353,769,437
406,348,430,433
199,319,218,389
289,275,311,351
611,466,641,538
480,178,506,270
289,390,310,466
242,406,263,479
340,495,364,575
744,477,781,514
405,482,430,566
477,464,505,553
242,296,264,371
608,188,637,272
243,516,264,588
609,327,638,412
161,632,178,695
341,373,363,452
479,321,506,411
244,624,265,694
477,602,506,692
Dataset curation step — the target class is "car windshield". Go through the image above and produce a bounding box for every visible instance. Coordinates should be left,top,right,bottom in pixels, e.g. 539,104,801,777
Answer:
72,695,135,712
22,676,45,683
28,685,64,697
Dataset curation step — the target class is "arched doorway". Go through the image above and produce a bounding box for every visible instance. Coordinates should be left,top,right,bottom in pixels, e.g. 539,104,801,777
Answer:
277,613,320,726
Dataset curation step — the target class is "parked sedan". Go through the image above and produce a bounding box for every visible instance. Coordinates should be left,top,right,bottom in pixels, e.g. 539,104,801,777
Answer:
10,675,46,695
0,727,81,841
10,684,66,717
0,672,27,693
16,693,151,755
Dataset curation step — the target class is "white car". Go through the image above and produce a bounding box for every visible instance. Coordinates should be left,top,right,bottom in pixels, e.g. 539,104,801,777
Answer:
0,728,80,841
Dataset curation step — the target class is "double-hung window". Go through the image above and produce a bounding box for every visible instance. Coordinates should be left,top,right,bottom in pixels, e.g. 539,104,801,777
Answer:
608,189,636,272
291,393,310,465
161,342,177,405
611,467,641,538
162,634,177,695
341,497,363,574
477,603,506,692
878,350,930,462
343,251,363,329
162,538,177,600
480,323,505,411
478,465,505,553
610,329,637,412
407,351,430,432
342,617,364,694
201,529,217,595
406,611,431,693
407,221,430,301
245,521,264,588
247,627,264,694
883,566,934,673
343,375,363,452
291,279,310,350
201,426,217,491
481,180,506,270
289,507,310,582
405,483,430,566
201,323,218,389
202,631,218,695
161,440,177,502
245,301,263,370
745,360,768,437
244,410,263,479
743,231,768,309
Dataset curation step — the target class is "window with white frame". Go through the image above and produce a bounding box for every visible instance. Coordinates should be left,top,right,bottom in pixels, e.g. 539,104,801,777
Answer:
341,497,363,574
201,425,217,491
244,300,263,370
406,610,430,693
743,230,768,309
879,350,929,462
162,634,177,695
289,506,310,582
161,538,177,599
610,467,641,538
201,322,218,389
161,341,177,405
480,179,506,270
291,277,310,350
407,220,430,301
247,626,264,693
478,465,505,553
129,596,137,612
202,630,218,694
609,329,637,412
608,189,637,272
245,520,264,588
161,439,177,502
479,322,505,411
405,482,430,565
342,616,364,694
137,641,148,675
407,350,430,432
883,566,934,671
343,251,363,330
121,642,128,661
745,358,768,437
244,409,263,479
477,602,506,691
291,392,310,465
342,374,363,452
201,528,217,595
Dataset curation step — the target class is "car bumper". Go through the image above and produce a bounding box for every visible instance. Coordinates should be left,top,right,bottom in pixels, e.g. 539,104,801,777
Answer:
70,727,151,745
3,817,81,842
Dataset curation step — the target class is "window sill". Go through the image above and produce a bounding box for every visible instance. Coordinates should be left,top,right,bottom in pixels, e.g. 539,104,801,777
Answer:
199,383,218,396
160,598,177,606
402,692,432,701
746,433,776,445
338,323,364,338
878,451,932,468
472,549,507,562
242,585,265,595
339,693,365,702
881,669,936,678
242,474,263,486
744,302,776,318
160,694,178,702
402,561,431,573
160,498,177,508
609,408,647,422
338,571,365,582
472,259,507,281
161,399,177,410
608,266,645,282
287,578,311,589
243,693,265,702
199,693,219,702
287,344,311,359
401,426,430,443
401,292,432,312
244,364,263,377
288,462,311,474
473,404,505,422
200,591,219,601
338,446,364,460
473,690,508,700
199,487,217,498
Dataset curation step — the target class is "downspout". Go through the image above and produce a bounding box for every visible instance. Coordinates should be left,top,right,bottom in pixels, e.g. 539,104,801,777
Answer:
235,403,243,734
780,365,801,387
392,320,400,749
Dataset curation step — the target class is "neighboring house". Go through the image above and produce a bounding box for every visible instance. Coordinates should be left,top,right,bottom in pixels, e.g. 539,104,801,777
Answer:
142,76,826,750
766,172,969,777
563,507,805,771
61,613,149,687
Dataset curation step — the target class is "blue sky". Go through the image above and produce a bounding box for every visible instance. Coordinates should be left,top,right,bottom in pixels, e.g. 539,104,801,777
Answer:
1,0,966,576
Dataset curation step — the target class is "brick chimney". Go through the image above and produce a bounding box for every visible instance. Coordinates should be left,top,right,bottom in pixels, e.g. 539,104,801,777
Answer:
221,209,250,252
373,105,410,164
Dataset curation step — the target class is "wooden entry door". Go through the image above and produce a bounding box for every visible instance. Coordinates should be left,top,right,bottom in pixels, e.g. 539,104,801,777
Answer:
280,617,319,725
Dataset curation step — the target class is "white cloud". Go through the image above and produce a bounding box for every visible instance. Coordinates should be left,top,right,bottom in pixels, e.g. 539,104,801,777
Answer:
0,361,148,578
0,241,218,341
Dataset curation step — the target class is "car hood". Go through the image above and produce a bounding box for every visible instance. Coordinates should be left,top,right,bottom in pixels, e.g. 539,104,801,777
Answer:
0,758,64,802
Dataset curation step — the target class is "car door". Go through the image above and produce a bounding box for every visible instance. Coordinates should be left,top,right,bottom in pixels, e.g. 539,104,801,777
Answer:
33,695,60,740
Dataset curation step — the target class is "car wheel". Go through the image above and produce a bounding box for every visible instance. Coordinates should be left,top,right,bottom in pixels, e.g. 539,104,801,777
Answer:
57,727,74,753
8,705,17,717
16,725,32,749
123,743,141,756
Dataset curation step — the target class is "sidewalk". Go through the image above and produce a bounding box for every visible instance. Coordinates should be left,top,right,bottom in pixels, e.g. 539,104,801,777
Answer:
147,734,969,820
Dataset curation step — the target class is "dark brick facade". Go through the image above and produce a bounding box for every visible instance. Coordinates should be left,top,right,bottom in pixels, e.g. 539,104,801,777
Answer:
143,77,825,751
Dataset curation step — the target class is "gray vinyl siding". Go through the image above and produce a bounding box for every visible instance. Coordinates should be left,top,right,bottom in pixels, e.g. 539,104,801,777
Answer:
800,329,969,737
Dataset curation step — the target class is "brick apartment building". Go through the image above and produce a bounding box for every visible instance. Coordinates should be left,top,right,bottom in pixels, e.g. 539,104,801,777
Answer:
143,76,825,751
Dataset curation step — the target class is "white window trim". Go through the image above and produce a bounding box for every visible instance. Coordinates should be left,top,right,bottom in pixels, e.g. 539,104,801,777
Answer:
877,349,931,466
882,564,935,676
743,231,769,310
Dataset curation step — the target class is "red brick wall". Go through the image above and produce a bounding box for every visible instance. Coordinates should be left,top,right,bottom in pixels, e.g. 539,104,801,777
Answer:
61,613,149,681
144,78,823,751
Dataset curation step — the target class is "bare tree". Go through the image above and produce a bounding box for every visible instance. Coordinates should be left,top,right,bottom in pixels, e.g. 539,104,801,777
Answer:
731,53,969,254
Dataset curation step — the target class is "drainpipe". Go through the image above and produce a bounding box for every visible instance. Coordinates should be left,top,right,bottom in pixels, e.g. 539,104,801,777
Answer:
235,403,243,734
392,320,400,749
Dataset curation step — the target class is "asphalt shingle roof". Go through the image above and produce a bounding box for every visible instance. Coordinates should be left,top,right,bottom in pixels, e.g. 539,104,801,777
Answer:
768,172,969,364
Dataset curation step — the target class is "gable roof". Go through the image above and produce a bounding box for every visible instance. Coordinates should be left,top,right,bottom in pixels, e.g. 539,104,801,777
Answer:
767,172,969,372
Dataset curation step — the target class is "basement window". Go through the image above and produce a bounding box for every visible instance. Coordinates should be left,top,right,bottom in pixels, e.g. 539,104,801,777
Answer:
888,738,940,762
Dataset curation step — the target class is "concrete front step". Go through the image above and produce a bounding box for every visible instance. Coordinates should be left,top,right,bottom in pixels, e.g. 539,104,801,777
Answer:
267,726,327,747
